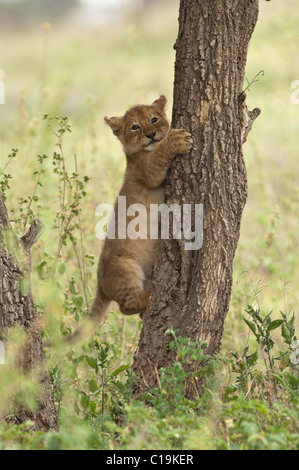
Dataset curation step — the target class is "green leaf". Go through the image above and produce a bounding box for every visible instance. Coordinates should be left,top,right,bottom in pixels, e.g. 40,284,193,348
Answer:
57,262,66,275
86,355,98,370
112,364,130,376
90,401,97,413
69,279,78,295
98,346,109,364
243,317,257,335
80,394,90,409
245,306,263,324
37,260,47,274
267,319,284,331
287,313,296,337
88,379,98,393
281,323,292,345
246,349,259,365
280,311,287,321
72,295,84,308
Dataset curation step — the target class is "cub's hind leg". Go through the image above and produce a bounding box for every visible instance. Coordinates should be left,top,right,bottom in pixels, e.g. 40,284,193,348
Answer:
100,256,151,318
118,287,151,317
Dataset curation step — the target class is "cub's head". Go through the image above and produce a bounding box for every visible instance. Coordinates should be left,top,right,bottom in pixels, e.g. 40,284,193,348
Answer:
104,95,169,156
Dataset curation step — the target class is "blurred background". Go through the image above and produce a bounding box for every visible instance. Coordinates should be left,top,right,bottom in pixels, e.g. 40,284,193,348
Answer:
0,0,298,348
0,0,160,31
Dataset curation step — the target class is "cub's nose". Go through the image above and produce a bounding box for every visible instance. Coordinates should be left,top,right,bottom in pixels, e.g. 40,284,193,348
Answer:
146,132,156,139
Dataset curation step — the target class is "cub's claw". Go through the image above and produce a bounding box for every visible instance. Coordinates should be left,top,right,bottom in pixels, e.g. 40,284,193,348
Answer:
168,128,193,154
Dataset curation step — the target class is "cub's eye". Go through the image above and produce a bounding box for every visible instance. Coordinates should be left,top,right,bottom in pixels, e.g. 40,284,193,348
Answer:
151,117,159,124
131,124,140,131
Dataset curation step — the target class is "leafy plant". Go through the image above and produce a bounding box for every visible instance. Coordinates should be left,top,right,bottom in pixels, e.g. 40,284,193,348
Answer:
0,149,18,201
146,327,213,416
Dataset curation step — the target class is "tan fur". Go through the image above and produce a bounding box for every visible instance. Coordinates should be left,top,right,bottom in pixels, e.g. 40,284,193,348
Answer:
90,95,192,326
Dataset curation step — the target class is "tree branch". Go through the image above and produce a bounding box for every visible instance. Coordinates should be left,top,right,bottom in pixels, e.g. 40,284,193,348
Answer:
20,219,44,251
242,105,261,144
239,91,261,144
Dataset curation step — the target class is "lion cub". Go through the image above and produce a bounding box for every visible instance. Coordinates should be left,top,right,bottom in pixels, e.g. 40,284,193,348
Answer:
91,95,192,324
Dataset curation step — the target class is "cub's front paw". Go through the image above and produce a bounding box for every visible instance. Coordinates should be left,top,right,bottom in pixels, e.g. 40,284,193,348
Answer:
168,129,193,155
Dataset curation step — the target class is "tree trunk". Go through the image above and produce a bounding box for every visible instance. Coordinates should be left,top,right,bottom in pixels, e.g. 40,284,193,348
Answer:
133,0,260,398
0,192,58,431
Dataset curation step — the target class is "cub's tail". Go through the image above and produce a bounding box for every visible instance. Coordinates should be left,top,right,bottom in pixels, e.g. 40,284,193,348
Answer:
89,287,110,325
66,287,110,345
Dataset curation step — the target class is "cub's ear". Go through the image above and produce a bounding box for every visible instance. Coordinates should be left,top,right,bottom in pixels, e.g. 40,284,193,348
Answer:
104,116,124,137
152,95,167,111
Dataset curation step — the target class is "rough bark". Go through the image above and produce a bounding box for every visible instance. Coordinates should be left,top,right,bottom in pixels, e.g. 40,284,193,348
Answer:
0,192,58,431
133,0,260,398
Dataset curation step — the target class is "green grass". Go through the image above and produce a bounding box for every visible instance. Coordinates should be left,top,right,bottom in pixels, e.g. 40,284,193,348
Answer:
0,0,298,450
